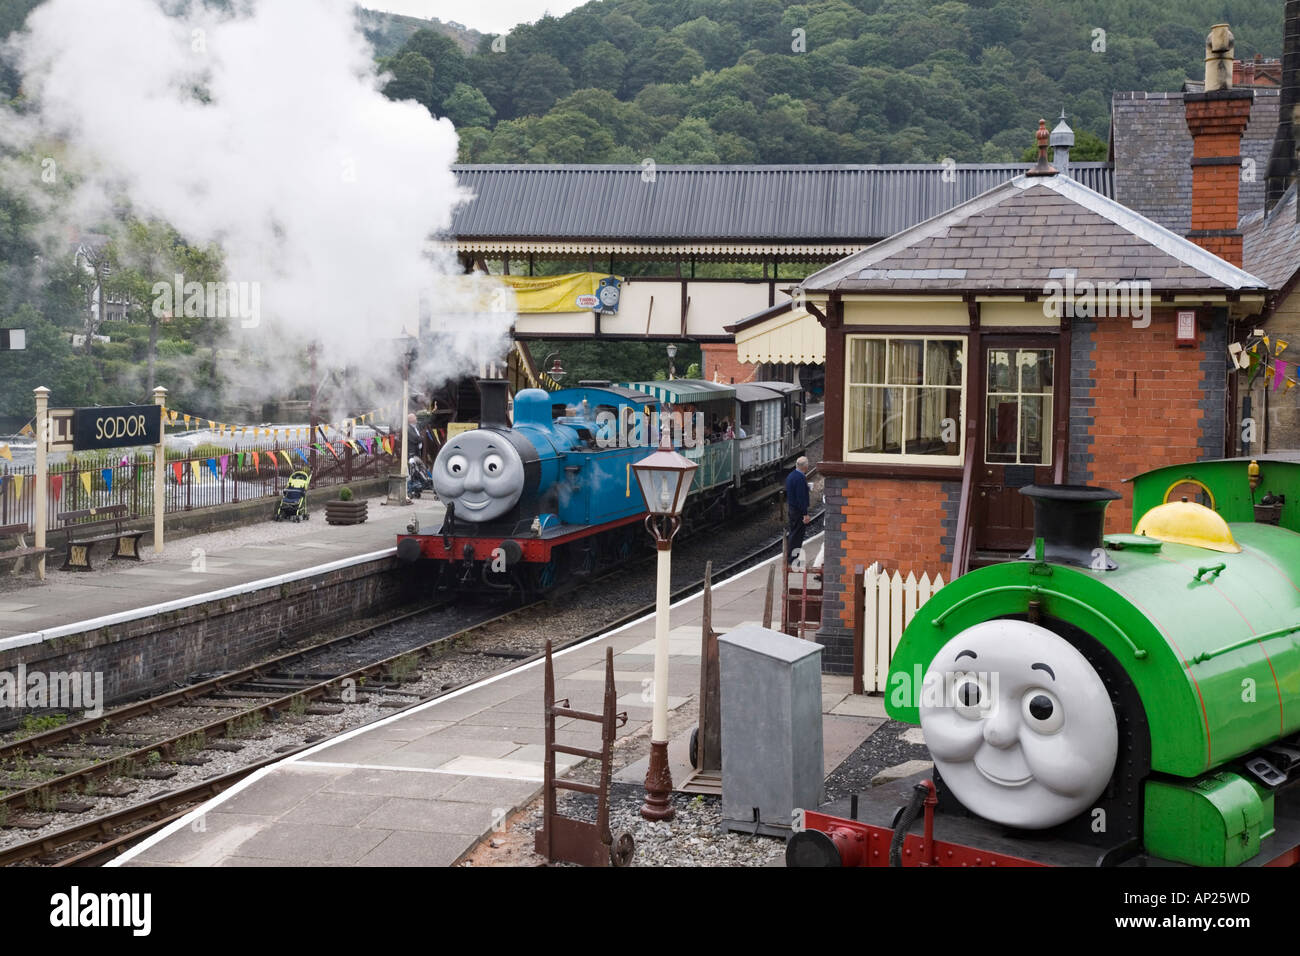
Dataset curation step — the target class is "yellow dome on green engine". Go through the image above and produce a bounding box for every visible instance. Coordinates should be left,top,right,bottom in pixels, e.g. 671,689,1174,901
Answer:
1134,500,1241,553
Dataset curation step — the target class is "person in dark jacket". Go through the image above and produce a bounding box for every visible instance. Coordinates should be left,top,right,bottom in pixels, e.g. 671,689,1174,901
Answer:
785,456,811,567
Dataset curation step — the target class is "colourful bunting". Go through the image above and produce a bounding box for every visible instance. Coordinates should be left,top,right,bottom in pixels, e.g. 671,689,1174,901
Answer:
50,474,62,502
79,471,91,496
11,474,24,500
252,451,260,472
172,461,184,484
207,458,218,480
1278,339,1290,356
1276,360,1288,391
191,459,201,481
101,468,112,492
296,449,310,464
219,454,230,477
0,443,10,461
280,450,291,466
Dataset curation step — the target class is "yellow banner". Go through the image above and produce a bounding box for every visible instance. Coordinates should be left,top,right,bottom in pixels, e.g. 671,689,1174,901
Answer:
447,422,478,437
498,273,614,313
80,471,91,496
12,474,23,498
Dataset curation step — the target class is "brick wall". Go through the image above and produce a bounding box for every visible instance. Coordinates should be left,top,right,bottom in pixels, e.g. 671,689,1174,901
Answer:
700,343,758,385
0,557,418,709
1073,308,1227,532
816,475,960,674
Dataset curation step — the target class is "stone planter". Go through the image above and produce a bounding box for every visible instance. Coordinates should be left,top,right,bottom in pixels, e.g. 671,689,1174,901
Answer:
325,499,368,525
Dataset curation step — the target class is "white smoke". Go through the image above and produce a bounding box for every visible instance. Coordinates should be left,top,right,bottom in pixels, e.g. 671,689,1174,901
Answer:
2,0,510,405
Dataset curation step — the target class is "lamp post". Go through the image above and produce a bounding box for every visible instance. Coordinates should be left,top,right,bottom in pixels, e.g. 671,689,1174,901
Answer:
541,352,566,387
631,418,698,821
666,343,677,380
388,336,418,505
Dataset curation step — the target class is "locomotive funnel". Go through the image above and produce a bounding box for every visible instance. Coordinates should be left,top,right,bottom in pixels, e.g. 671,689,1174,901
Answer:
477,379,511,429
1019,484,1120,570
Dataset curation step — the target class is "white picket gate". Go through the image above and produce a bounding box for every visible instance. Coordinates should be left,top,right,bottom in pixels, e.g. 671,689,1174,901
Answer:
857,562,945,693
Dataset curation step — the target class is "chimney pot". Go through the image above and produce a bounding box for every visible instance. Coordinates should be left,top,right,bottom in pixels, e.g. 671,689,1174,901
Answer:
1050,111,1074,176
1026,119,1059,177
1205,23,1236,91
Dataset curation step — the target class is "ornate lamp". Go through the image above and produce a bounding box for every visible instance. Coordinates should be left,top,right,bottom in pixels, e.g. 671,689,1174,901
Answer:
631,418,698,820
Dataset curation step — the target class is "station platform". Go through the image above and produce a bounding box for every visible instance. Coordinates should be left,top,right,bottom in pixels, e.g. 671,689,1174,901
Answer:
112,536,890,867
0,492,442,646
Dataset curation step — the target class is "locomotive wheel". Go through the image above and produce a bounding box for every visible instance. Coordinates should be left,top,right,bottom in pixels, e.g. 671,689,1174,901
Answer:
609,831,635,867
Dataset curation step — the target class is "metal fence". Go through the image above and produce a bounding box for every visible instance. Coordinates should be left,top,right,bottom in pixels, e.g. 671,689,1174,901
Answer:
0,438,397,532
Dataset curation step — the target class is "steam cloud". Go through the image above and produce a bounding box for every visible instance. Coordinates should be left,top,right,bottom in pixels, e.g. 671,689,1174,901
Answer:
2,0,511,408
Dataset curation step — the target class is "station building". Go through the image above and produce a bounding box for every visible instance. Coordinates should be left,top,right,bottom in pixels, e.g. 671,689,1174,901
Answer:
801,50,1290,670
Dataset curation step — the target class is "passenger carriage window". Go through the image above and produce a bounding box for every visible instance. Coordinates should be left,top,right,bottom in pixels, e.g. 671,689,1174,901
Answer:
845,335,965,465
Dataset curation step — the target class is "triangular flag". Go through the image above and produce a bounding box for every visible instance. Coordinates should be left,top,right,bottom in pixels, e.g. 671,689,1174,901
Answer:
172,461,184,483
207,458,218,480
168,410,178,424
0,443,10,461
101,468,112,492
208,420,216,430
80,471,91,496
1288,379,1297,392
19,420,35,438
183,414,191,427
297,448,310,464
1264,334,1272,348
219,454,230,477
1277,339,1290,356
238,452,246,468
1276,359,1288,391
252,451,260,472
325,442,340,461
280,450,291,466
191,459,201,481
13,474,24,499
50,474,63,501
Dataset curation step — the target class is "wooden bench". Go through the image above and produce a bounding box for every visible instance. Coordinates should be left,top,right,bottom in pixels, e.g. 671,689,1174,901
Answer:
57,506,146,571
0,522,54,581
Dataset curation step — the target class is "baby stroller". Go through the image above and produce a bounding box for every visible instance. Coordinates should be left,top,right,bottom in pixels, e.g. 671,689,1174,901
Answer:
274,470,311,521
408,456,434,499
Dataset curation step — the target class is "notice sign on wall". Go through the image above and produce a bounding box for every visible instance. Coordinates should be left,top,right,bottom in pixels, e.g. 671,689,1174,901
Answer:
73,405,162,451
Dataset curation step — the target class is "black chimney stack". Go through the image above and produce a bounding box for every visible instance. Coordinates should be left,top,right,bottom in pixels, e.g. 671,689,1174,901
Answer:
1019,485,1121,570
1266,1,1300,212
477,379,511,429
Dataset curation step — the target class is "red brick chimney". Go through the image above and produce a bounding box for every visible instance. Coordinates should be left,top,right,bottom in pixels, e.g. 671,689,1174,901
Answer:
1184,23,1253,267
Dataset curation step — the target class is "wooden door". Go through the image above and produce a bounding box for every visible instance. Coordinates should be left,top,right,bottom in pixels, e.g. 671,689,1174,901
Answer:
974,339,1058,552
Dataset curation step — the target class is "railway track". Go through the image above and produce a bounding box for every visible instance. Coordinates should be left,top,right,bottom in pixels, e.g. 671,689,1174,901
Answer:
0,512,821,866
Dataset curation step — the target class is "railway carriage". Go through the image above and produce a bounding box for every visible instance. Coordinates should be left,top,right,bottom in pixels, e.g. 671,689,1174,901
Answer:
789,457,1300,867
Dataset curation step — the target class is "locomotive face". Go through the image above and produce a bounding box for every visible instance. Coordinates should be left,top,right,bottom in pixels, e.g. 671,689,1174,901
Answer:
918,620,1117,829
432,429,525,523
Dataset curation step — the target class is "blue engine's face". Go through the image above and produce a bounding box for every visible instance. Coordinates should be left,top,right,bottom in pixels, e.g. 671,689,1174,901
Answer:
433,429,526,523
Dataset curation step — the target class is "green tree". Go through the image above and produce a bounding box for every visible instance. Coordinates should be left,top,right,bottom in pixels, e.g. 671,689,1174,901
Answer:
381,51,434,110
443,83,495,129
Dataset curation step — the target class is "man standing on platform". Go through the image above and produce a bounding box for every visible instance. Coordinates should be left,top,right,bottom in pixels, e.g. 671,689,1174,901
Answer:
785,456,811,567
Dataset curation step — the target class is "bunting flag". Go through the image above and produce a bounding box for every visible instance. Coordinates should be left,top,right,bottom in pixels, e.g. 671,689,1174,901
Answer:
1278,339,1290,356
183,414,191,427
1276,360,1288,391
79,471,91,496
208,420,216,430
365,438,374,455
13,474,23,499
280,450,291,466
191,459,201,481
219,454,230,477
297,448,311,464
101,468,113,493
172,461,184,484
324,442,340,461
50,474,62,502
0,443,10,461
19,420,35,438
252,451,260,472
1289,379,1297,392
238,452,246,469
207,458,218,480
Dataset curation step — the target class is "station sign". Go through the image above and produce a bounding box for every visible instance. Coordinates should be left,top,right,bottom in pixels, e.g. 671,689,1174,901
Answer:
72,404,163,451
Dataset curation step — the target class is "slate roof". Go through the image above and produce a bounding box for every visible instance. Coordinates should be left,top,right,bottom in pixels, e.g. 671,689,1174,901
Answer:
800,173,1268,294
450,163,1113,243
1242,183,1300,290
1110,89,1280,235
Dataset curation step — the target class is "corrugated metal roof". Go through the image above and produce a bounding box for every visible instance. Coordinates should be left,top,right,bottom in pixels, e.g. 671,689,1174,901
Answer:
450,164,1114,244
620,379,736,405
